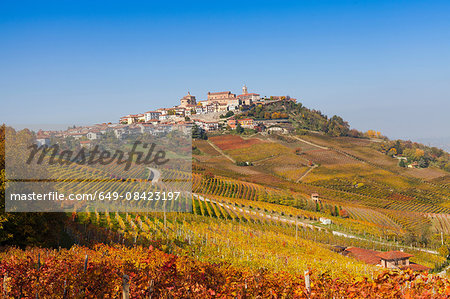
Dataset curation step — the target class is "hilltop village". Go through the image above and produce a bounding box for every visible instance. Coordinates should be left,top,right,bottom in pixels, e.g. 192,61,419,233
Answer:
35,85,296,144
32,86,449,173
119,85,296,132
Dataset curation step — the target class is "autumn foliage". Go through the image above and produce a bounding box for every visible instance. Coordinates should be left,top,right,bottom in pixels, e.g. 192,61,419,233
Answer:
1,244,450,298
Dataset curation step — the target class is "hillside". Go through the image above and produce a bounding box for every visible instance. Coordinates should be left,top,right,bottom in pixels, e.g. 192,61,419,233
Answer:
2,122,450,297
234,100,449,172
193,131,450,248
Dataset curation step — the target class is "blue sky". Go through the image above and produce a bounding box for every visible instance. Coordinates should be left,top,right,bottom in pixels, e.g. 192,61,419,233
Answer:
1,0,449,146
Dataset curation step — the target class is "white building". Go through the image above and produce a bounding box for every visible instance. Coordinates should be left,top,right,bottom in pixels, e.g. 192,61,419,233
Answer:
144,111,162,122
195,120,219,131
319,218,332,225
36,137,50,147
87,131,101,140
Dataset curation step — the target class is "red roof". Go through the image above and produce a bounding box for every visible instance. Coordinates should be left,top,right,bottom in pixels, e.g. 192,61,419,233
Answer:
208,91,231,95
344,247,381,265
376,251,414,260
238,93,260,97
400,263,430,272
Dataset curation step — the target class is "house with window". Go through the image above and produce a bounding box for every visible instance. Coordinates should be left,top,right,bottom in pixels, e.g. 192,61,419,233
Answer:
144,111,162,122
120,114,140,124
376,251,413,269
227,118,255,129
87,131,101,140
195,120,219,131
343,247,429,271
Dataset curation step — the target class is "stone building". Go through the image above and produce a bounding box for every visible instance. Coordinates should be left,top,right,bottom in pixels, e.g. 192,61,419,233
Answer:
180,92,197,107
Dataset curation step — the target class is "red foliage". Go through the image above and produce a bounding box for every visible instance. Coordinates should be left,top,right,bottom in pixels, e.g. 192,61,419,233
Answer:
209,135,263,151
1,245,449,298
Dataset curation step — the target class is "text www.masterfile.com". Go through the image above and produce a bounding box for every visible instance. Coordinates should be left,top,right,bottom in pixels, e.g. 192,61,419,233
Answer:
9,191,181,201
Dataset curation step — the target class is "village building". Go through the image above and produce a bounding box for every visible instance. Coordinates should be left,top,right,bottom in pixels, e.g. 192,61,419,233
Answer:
145,119,160,125
144,111,162,122
195,120,219,131
344,247,381,265
136,114,145,122
239,118,254,129
267,126,289,134
174,106,186,116
182,104,196,116
195,105,207,114
227,118,255,129
86,131,101,140
79,140,91,148
66,132,87,139
35,130,51,146
179,92,197,107
343,247,429,271
113,125,128,139
172,121,193,134
311,193,320,202
376,251,413,269
120,114,140,124
207,91,237,105
319,217,332,225
36,136,50,147
237,85,260,106
158,114,169,121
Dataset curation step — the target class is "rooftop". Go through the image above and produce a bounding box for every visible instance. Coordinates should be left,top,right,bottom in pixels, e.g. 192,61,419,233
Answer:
208,91,232,95
344,247,381,265
376,251,414,260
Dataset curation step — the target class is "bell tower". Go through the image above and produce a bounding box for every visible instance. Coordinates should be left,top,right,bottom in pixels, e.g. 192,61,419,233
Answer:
242,84,248,95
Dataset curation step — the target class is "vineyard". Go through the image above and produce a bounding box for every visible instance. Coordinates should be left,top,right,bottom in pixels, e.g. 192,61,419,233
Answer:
193,133,450,250
2,244,450,298
3,129,450,297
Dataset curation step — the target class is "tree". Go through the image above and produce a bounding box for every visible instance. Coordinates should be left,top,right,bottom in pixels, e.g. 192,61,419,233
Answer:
326,115,350,137
192,124,207,140
225,111,234,118
418,157,429,168
398,159,406,167
414,148,425,160
0,126,68,248
236,123,244,134
387,148,397,157
394,140,403,155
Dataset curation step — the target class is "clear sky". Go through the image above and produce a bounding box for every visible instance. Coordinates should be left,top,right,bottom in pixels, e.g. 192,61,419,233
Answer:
1,0,449,147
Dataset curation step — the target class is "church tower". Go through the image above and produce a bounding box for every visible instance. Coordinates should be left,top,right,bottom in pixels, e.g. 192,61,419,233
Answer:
242,84,248,95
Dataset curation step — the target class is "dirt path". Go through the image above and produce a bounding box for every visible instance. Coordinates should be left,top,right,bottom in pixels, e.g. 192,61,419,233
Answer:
296,165,318,183
292,136,329,150
206,140,236,163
